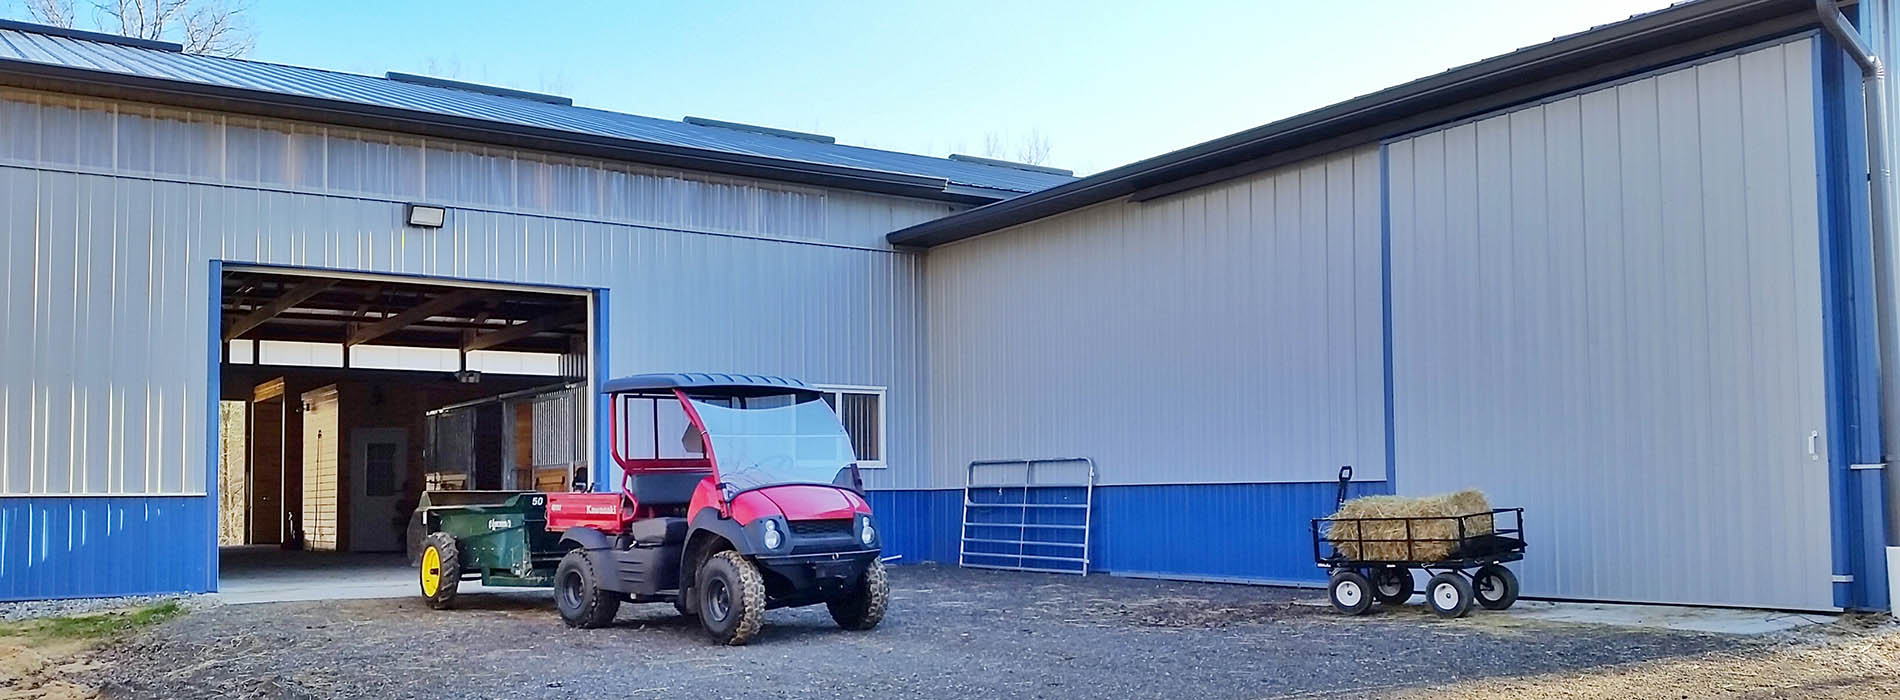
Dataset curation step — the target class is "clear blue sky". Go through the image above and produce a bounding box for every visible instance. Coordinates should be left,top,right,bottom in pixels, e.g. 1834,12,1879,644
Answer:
18,0,1680,175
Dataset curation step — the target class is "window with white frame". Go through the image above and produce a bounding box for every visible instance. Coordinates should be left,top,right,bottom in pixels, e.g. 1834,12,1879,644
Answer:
817,385,885,467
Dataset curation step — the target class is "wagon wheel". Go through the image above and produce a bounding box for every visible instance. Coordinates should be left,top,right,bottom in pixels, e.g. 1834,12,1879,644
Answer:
1371,567,1413,605
418,531,460,610
1425,572,1474,618
1328,571,1374,615
1472,564,1519,610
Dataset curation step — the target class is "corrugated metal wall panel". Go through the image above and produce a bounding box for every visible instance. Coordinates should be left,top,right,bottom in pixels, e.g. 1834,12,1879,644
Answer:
1386,39,1835,610
0,496,212,600
1093,481,1389,584
864,489,964,566
0,27,1073,195
922,148,1386,488
0,90,936,501
0,87,954,251
869,482,1391,585
0,90,940,597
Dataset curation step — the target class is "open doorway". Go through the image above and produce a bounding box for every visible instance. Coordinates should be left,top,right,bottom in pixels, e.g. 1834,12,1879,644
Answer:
214,268,594,598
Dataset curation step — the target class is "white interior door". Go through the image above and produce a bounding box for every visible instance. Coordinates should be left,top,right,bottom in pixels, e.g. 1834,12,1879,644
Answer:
350,427,408,553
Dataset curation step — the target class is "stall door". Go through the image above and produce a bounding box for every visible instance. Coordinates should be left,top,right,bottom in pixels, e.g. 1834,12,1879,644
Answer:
1385,39,1835,609
350,428,408,552
301,386,341,552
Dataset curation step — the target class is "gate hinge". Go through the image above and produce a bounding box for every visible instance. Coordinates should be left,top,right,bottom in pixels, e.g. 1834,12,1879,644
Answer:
1833,574,1855,584
1850,463,1887,471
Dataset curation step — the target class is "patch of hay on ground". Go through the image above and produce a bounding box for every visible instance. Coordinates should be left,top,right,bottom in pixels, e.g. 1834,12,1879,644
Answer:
0,643,97,700
1389,622,1900,699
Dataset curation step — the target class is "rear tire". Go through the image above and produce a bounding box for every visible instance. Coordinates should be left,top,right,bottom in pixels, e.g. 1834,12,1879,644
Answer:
1328,571,1374,615
827,559,889,631
418,532,460,610
1426,572,1474,618
1472,564,1519,610
1370,566,1413,606
697,551,766,645
555,549,620,629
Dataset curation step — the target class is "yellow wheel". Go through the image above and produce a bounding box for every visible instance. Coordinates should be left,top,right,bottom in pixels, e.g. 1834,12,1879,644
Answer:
419,531,460,609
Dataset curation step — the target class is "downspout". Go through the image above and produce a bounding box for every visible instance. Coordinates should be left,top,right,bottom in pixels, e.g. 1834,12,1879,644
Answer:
1815,0,1899,613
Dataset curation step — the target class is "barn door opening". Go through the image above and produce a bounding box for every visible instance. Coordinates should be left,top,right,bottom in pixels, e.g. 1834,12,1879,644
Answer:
214,268,595,597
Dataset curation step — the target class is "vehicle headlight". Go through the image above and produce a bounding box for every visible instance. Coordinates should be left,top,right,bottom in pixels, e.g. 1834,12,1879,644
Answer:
762,520,783,549
860,518,876,545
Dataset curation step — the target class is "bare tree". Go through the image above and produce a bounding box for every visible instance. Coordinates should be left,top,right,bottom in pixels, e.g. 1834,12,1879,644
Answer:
16,0,253,56
1015,129,1052,166
981,131,1008,159
976,129,1053,166
18,0,79,27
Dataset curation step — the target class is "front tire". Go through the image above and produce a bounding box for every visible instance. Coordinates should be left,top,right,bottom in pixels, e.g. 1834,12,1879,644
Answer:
418,532,460,610
555,549,620,628
697,551,766,645
1328,570,1374,615
828,559,889,631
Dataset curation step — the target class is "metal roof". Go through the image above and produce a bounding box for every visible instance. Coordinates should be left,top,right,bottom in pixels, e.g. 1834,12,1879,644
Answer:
600,373,815,394
886,0,1824,246
0,20,1075,201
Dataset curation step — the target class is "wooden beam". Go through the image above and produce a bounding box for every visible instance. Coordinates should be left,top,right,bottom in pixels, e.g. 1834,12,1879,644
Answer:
347,289,482,346
464,308,586,352
222,279,336,342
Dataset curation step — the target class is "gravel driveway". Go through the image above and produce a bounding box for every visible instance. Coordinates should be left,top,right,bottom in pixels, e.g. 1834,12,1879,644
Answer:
82,566,1773,699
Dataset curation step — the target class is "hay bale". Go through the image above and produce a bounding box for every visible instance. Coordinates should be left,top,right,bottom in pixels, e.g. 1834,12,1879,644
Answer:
1325,489,1492,561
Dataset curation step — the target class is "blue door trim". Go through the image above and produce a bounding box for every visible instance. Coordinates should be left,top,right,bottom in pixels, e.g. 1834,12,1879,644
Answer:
1814,33,1892,610
206,259,223,592
594,289,614,492
1379,146,1398,492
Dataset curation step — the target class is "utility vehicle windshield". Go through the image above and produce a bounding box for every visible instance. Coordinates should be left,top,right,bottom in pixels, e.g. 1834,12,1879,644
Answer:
688,394,855,492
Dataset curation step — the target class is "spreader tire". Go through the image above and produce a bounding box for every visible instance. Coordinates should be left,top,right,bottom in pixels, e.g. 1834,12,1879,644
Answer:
418,532,460,610
828,559,889,631
1426,572,1474,619
697,551,766,645
1371,566,1413,606
555,549,620,629
1328,570,1375,615
1472,564,1520,611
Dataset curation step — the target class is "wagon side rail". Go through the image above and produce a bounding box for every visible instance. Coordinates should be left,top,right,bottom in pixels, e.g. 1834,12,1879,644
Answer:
1311,507,1525,567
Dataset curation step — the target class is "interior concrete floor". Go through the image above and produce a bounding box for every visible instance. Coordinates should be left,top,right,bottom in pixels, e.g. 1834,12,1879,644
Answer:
216,545,524,605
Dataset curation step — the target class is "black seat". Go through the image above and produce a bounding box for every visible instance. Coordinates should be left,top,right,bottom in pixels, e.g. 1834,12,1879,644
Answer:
628,472,708,508
628,517,688,547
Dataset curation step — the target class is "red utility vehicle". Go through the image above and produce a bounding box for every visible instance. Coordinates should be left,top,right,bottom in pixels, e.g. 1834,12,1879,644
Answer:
545,373,887,645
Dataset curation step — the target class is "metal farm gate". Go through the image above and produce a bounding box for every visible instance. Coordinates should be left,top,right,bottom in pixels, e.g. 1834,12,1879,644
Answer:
959,458,1095,575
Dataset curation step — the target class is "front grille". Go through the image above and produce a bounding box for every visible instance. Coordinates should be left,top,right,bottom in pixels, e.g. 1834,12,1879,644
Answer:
788,519,853,536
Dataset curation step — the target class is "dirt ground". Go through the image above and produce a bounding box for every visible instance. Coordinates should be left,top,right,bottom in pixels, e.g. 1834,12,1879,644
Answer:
10,566,1895,699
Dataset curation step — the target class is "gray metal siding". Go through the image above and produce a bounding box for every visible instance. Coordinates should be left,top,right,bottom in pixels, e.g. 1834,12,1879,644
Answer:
0,88,934,496
923,148,1387,488
0,27,1073,196
1387,39,1835,609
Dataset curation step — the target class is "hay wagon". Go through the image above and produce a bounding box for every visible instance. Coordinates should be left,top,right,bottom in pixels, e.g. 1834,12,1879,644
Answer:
1311,467,1526,618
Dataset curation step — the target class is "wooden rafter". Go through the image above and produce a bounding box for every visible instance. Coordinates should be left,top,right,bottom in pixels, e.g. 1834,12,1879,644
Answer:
347,289,483,346
222,279,337,342
464,308,586,352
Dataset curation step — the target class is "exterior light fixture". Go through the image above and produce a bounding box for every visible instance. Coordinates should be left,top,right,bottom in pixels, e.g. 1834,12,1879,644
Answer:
407,203,447,228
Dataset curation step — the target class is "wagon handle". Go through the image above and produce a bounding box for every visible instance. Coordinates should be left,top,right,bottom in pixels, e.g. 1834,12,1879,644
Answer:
1335,465,1352,508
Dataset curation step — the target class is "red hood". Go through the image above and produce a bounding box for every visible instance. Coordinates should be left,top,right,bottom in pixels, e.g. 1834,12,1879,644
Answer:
756,484,867,520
